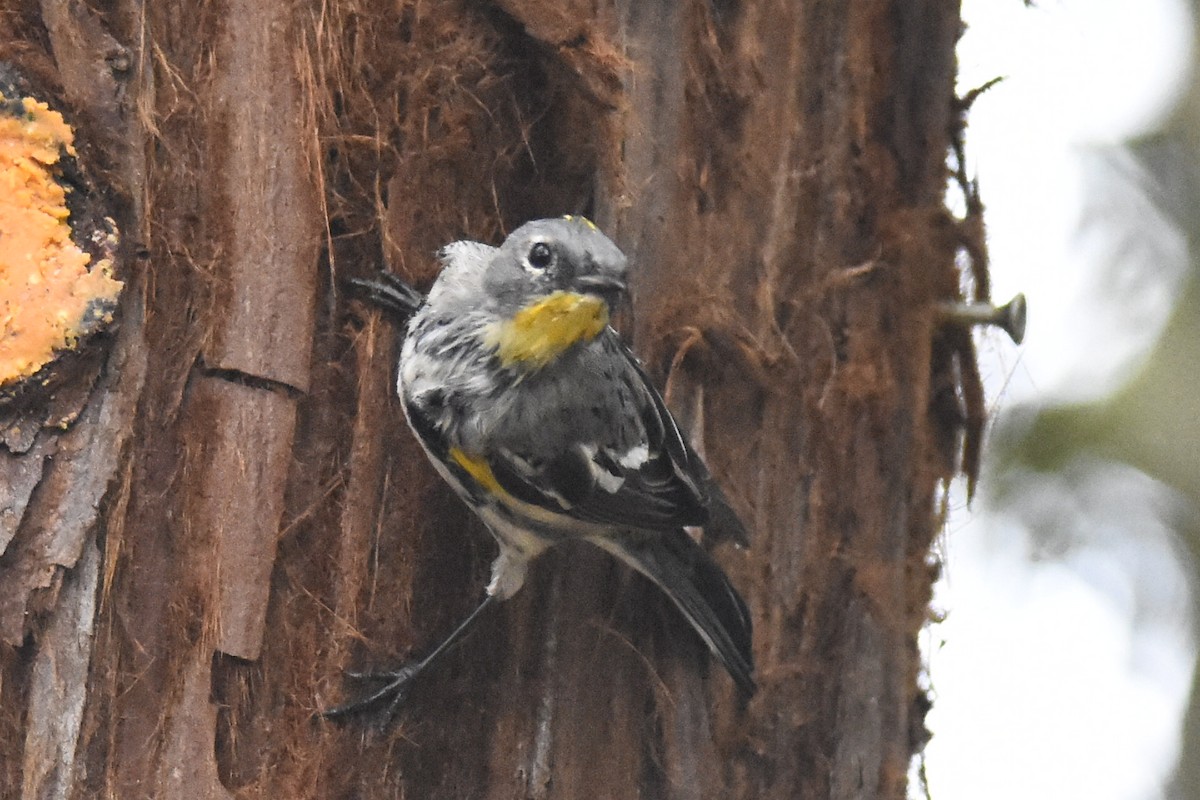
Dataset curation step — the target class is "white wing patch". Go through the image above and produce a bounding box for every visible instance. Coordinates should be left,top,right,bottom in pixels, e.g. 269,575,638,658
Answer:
580,443,625,494
590,463,625,494
503,448,574,508
617,444,650,469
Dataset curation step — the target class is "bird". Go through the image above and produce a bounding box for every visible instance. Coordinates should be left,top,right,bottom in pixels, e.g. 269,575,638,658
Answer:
328,216,754,719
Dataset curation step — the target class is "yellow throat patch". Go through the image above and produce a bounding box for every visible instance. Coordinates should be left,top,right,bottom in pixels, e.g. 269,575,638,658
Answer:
486,291,609,370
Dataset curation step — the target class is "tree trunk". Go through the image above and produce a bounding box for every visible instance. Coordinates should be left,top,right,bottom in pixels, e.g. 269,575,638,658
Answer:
0,1,977,798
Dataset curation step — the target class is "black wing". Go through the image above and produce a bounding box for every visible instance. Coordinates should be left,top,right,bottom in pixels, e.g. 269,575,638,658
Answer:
621,341,749,545
484,337,738,534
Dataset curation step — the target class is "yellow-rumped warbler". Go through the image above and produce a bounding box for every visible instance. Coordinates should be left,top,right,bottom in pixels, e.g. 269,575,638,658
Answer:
329,217,753,717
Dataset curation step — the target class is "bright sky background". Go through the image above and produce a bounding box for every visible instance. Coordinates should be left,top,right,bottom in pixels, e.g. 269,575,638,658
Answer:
924,1,1198,798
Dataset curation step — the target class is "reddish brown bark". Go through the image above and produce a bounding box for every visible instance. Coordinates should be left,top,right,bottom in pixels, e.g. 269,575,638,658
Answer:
0,1,978,798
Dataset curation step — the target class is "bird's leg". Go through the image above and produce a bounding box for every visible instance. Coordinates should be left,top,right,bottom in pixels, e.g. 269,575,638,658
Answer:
323,593,496,723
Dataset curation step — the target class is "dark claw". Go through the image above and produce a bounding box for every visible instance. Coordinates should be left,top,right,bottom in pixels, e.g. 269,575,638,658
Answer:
324,595,495,728
342,667,406,683
323,663,423,723
345,272,424,321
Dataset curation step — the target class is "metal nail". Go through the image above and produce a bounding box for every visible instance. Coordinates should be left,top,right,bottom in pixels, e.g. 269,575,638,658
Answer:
937,293,1027,344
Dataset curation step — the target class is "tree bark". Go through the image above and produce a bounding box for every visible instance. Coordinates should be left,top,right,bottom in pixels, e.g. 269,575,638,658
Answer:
0,1,977,798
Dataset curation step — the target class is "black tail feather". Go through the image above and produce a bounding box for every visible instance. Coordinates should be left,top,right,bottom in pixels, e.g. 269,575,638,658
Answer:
594,529,755,695
701,478,751,548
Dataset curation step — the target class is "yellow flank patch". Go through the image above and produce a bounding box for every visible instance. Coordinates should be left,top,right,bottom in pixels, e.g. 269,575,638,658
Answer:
486,291,608,369
449,447,505,495
448,446,575,531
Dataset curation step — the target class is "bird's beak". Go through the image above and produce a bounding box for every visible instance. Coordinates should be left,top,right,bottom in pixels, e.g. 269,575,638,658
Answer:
574,273,627,309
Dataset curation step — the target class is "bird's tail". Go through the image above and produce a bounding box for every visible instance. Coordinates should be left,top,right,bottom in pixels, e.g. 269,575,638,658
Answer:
592,529,755,695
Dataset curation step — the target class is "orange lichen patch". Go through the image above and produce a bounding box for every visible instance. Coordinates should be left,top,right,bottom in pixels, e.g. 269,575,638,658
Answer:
0,95,123,386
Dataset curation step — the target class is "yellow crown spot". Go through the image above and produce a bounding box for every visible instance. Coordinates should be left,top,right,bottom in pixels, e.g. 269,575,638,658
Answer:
561,214,598,231
486,291,608,370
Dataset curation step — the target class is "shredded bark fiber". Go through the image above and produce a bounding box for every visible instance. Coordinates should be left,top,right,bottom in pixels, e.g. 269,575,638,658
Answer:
0,1,988,798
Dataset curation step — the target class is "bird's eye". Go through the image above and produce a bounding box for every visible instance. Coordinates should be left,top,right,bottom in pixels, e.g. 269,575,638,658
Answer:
527,242,554,271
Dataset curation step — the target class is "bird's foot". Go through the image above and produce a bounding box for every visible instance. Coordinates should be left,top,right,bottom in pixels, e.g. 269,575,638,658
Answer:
322,662,424,727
